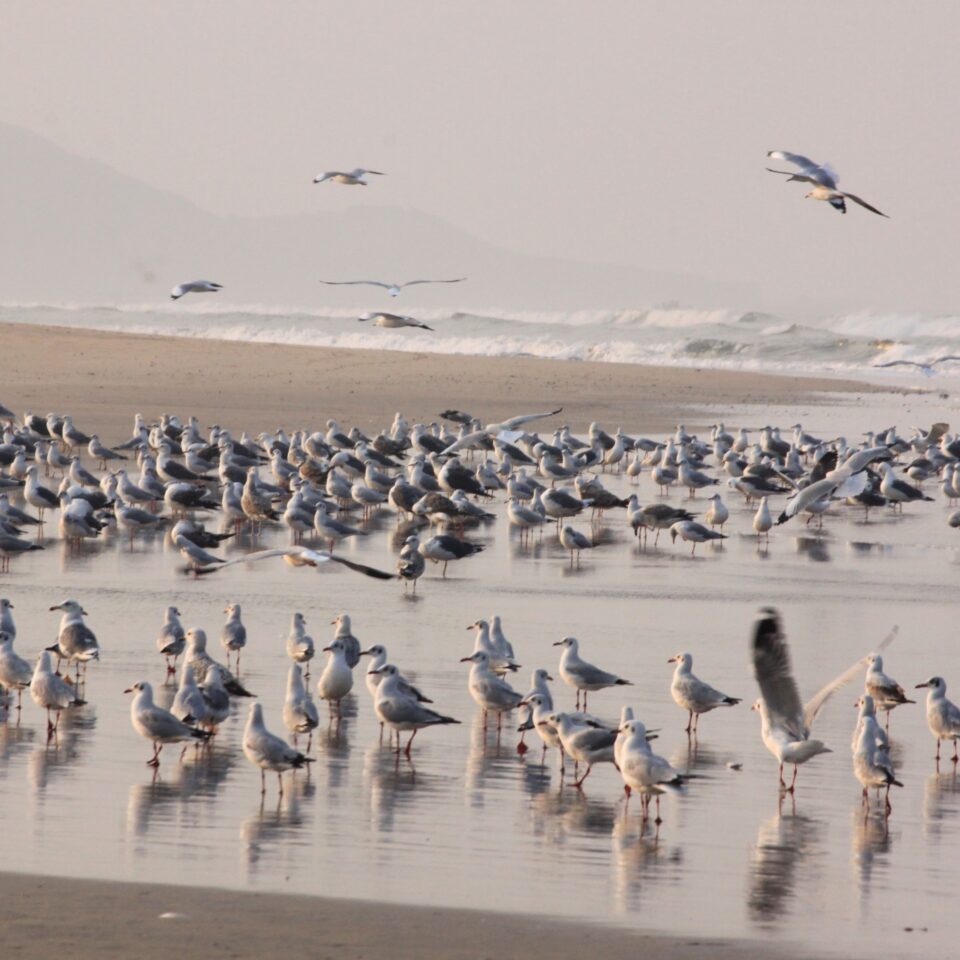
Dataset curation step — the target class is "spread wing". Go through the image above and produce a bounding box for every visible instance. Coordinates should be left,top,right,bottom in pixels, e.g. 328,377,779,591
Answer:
804,625,897,729
319,280,392,289
751,609,806,739
766,150,838,189
187,548,395,580
841,191,889,218
399,278,467,288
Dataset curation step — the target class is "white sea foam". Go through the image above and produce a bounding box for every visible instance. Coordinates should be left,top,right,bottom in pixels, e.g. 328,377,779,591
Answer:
3,300,960,383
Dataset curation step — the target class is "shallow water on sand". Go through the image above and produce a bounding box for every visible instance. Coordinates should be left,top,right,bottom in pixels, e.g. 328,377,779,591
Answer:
2,394,960,957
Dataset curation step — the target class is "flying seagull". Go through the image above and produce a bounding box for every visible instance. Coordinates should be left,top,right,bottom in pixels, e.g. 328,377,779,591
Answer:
321,278,466,297
183,546,396,580
358,312,434,332
874,357,960,377
170,280,222,300
766,151,889,217
312,168,384,186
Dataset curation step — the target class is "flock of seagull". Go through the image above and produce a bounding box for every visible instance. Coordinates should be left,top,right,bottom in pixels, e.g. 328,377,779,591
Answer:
0,397,959,828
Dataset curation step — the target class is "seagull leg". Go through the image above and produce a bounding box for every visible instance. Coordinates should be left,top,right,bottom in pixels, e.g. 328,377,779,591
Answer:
573,764,592,789
778,762,786,789
686,711,693,736
278,772,284,798
404,729,418,759
655,796,662,826
789,764,798,793
261,769,266,794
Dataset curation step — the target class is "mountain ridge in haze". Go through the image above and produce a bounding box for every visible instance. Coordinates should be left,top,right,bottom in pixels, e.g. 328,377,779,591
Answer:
0,122,762,311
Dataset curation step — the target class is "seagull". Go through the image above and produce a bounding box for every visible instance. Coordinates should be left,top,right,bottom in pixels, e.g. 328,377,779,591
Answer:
668,652,741,735
915,676,960,762
874,357,960,376
554,636,631,711
358,312,434,332
322,278,466,297
312,168,384,185
0,631,32,711
243,703,314,796
126,680,210,766
617,719,684,824
282,663,319,750
30,650,83,736
852,694,902,812
371,663,460,757
751,607,893,792
317,638,354,717
669,519,726,555
220,603,247,673
550,711,618,788
170,280,222,300
156,605,185,677
184,545,396,580
286,612,315,670
460,650,523,731
864,654,915,730
559,525,592,564
766,150,889,217
48,599,100,680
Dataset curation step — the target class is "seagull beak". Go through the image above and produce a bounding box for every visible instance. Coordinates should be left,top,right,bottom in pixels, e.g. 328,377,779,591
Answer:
48,605,61,612
667,657,677,663
81,609,89,615
123,687,134,694
915,682,929,689
459,656,473,663
359,648,373,656
551,641,563,647
546,674,554,681
329,619,337,625
321,645,332,653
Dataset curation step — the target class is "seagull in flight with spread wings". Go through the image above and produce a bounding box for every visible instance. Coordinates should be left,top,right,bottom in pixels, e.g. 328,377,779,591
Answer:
766,151,889,217
321,278,466,298
181,546,396,580
313,168,385,186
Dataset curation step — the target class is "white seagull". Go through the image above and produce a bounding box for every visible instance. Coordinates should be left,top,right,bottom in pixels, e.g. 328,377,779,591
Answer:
126,680,210,766
766,150,889,217
243,703,314,796
668,652,741,735
358,312,434,331
170,280,222,300
312,167,384,185
322,277,466,297
751,607,893,792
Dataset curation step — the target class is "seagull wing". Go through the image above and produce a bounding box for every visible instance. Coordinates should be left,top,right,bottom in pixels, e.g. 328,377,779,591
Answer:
188,547,395,580
751,610,806,738
874,360,919,369
320,280,392,289
931,356,960,366
313,172,338,183
766,151,838,189
399,278,467,288
497,408,564,431
840,191,889,218
803,626,897,730
441,430,492,455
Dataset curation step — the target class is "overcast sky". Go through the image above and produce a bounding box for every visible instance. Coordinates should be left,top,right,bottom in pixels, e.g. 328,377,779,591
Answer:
2,2,957,314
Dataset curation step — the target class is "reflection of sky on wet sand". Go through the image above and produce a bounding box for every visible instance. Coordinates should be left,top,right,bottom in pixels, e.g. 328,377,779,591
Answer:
2,395,960,955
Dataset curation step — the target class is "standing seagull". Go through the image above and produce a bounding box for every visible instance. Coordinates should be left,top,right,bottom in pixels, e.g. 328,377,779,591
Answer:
751,607,892,792
312,168,384,185
322,277,466,297
766,151,889,217
220,603,247,673
170,280,222,300
243,703,314,796
48,599,100,681
358,312,434,332
852,694,902,812
915,676,960,763
157,606,185,678
126,680,210,766
31,650,82,736
668,652,740,736
554,636,631,711
864,654,914,730
371,663,459,757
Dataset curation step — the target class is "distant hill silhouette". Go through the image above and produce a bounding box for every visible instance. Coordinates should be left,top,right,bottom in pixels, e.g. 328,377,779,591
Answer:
0,122,757,310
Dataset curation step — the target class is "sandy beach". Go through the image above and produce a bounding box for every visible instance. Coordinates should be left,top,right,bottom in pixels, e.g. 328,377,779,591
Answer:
1,321,894,441
0,321,945,960
0,872,818,960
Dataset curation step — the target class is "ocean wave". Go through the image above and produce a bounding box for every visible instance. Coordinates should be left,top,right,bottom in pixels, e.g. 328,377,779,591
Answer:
2,300,960,381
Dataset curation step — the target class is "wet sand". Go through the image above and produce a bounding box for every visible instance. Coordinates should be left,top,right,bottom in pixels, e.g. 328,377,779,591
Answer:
0,322,939,960
0,872,810,960
0,321,895,440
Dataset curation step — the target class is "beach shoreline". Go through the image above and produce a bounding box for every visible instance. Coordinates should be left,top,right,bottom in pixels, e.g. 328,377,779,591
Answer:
0,321,903,441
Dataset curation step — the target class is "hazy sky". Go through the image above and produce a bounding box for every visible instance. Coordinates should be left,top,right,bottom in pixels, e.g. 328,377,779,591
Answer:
2,2,958,313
